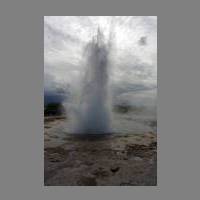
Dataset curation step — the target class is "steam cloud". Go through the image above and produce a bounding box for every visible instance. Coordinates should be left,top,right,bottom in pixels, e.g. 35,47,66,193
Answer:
44,16,157,132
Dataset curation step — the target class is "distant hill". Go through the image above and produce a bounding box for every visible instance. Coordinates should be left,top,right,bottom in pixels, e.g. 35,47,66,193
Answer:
44,102,65,116
44,90,66,105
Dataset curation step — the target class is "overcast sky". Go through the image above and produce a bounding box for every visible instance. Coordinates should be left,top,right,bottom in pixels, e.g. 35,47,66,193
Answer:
44,16,157,107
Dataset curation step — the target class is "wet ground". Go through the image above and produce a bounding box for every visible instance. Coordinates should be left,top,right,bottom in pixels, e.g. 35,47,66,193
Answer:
44,116,157,186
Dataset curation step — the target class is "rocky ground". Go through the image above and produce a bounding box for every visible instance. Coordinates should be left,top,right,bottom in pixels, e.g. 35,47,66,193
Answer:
44,116,157,186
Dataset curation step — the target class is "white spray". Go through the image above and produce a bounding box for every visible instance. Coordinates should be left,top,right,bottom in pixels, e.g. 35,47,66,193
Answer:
74,28,112,134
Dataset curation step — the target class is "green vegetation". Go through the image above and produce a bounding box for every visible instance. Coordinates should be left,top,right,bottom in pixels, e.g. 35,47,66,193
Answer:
44,103,65,116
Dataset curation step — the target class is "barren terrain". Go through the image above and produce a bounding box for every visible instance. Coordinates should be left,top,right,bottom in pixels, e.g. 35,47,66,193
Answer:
44,117,157,186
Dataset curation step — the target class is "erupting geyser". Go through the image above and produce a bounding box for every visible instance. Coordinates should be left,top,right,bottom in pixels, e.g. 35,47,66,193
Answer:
75,28,112,134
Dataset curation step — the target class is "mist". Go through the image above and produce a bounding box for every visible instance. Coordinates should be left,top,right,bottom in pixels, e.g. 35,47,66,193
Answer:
44,16,157,134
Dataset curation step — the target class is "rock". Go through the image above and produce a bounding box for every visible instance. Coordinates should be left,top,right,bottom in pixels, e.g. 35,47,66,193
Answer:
110,166,120,173
45,126,51,129
78,176,97,186
92,167,109,177
74,160,82,166
84,161,94,166
50,135,59,138
149,141,157,149
134,157,143,161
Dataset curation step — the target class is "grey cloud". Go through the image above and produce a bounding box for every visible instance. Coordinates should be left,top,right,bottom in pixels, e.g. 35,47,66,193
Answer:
44,16,157,107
